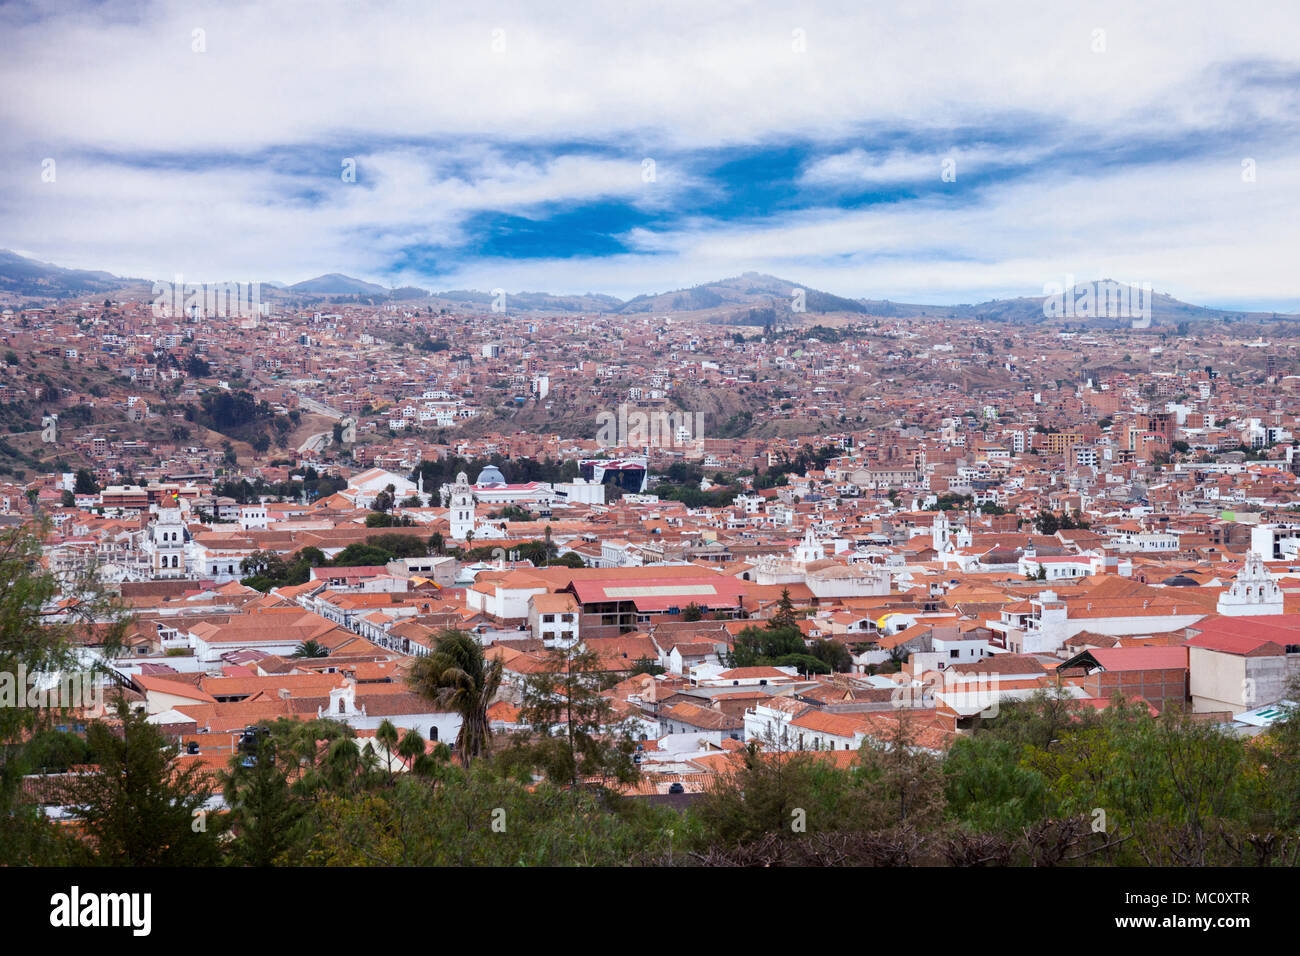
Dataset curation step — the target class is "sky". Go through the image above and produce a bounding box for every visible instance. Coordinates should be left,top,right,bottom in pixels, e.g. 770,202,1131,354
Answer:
3,0,1299,310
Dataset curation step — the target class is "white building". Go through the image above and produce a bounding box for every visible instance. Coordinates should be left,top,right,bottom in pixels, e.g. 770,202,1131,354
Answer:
447,471,476,540
1216,551,1285,617
143,508,188,578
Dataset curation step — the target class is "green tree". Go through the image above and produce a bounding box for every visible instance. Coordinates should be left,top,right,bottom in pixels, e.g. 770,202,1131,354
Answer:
371,483,397,514
409,631,503,767
301,767,680,866
398,728,437,776
693,736,873,849
768,588,798,629
73,468,99,495
330,543,393,566
219,732,308,866
241,549,287,581
514,643,640,792
59,700,224,865
726,623,805,669
808,639,852,673
375,720,400,784
365,512,414,528
0,521,125,864
365,533,427,558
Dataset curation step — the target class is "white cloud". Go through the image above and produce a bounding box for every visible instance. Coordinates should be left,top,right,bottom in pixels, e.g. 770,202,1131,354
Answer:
441,153,1300,304
0,0,1297,307
4,0,1296,152
800,145,1053,186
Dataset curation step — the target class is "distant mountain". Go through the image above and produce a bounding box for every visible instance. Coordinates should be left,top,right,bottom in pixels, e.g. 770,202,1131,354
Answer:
619,272,868,315
287,273,391,296
867,281,1279,326
0,251,1290,323
0,249,145,298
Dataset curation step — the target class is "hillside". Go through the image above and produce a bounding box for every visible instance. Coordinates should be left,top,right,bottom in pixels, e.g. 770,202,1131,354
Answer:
0,250,145,301
619,272,868,315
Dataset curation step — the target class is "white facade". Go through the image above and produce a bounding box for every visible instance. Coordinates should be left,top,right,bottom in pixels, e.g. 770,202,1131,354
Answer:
1216,551,1284,617
144,508,188,578
448,471,476,540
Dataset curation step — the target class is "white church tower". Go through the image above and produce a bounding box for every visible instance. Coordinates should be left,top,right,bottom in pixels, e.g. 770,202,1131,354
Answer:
931,511,951,552
150,507,187,578
448,471,476,541
794,526,825,566
1217,551,1284,616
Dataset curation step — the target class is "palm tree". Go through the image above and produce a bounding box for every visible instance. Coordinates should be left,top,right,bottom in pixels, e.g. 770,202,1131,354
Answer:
291,639,328,658
359,741,381,781
281,719,352,796
408,631,502,767
321,736,362,792
397,728,425,773
375,719,399,784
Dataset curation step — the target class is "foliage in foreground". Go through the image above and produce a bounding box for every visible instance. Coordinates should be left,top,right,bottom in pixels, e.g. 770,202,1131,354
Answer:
4,685,1298,867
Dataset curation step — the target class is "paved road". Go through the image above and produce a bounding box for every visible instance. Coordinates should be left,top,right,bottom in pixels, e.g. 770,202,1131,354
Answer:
298,430,332,454
251,372,344,419
295,393,344,419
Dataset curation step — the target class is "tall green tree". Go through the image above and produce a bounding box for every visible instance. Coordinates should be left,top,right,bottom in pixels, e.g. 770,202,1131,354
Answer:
219,734,308,866
725,623,805,669
375,719,400,784
768,588,798,630
59,699,224,865
0,520,125,864
514,643,640,792
409,630,503,767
